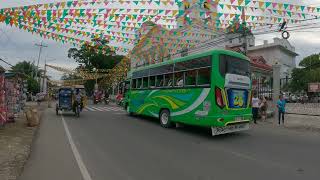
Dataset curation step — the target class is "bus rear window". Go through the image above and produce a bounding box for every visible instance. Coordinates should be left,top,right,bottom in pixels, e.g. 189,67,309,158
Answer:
219,55,250,77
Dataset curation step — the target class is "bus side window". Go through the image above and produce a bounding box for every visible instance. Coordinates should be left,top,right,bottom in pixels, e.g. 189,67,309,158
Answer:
132,79,137,89
197,68,211,85
156,75,164,87
143,77,148,88
185,70,196,86
137,78,142,89
174,72,184,87
164,74,173,87
149,76,156,88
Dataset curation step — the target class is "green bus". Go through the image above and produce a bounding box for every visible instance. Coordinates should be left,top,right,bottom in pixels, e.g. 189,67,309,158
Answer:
124,49,252,135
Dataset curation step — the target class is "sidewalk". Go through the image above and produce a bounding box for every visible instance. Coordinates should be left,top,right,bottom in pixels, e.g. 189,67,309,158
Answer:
0,102,45,180
284,114,320,132
19,108,82,180
265,114,320,133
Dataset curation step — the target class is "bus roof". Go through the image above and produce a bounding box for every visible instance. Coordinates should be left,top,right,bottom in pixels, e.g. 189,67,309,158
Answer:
130,49,249,73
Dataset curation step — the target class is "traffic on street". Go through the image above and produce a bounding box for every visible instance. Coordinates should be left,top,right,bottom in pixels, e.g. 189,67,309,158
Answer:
1,1,320,180
18,101,320,180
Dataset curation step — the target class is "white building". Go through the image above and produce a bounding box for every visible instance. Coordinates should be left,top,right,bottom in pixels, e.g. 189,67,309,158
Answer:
247,38,298,78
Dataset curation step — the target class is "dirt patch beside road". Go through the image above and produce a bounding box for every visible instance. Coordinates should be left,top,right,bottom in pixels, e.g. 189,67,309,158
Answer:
0,104,45,180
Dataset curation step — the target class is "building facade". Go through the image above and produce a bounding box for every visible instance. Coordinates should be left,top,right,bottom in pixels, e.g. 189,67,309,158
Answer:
247,38,298,78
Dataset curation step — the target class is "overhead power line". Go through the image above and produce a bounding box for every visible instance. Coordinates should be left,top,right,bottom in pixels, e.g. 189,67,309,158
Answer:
0,57,13,67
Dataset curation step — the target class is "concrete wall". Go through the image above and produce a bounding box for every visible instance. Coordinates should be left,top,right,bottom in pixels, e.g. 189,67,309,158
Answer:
248,44,296,78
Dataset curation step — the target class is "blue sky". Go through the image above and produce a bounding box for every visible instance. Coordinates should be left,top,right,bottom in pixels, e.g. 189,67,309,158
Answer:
1,0,320,79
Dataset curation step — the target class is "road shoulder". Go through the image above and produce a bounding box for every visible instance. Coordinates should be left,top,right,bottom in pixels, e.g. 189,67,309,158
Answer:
19,108,83,180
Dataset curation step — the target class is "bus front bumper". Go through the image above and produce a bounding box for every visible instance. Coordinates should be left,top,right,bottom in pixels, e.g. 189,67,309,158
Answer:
211,122,250,136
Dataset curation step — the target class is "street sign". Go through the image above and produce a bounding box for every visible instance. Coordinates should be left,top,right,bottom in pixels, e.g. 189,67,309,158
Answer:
308,83,320,93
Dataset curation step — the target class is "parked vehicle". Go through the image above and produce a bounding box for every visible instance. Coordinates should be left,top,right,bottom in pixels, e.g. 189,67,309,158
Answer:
289,94,297,103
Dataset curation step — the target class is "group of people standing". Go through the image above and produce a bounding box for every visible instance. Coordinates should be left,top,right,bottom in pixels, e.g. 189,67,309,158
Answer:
251,92,286,125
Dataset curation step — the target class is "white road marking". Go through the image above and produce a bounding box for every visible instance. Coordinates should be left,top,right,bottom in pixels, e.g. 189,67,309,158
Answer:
84,106,124,112
109,107,122,111
86,107,95,111
61,115,93,180
92,107,103,111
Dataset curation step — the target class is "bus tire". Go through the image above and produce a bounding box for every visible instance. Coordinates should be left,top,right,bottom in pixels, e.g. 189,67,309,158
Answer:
159,109,173,128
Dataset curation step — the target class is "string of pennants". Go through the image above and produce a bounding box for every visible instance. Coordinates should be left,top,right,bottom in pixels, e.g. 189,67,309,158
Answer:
0,0,319,55
46,58,130,84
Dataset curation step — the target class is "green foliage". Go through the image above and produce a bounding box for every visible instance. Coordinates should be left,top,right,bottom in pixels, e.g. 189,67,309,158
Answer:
11,61,36,76
84,80,95,96
67,40,123,71
60,73,81,80
10,61,40,94
67,40,124,93
289,54,320,93
299,54,320,68
27,77,40,94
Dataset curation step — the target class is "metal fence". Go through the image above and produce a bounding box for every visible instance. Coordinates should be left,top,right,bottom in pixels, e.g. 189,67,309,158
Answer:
252,77,273,100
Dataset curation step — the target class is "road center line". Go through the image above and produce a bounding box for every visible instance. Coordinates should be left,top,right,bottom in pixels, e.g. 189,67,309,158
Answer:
61,115,93,180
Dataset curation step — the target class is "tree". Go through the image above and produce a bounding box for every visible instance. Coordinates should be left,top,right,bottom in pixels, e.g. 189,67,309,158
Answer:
27,77,40,94
289,53,320,93
67,39,124,93
299,54,320,68
67,39,123,71
60,73,81,80
10,61,41,94
10,61,39,77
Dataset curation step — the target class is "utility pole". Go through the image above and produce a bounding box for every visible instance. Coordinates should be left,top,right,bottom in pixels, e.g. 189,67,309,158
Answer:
42,59,47,93
34,42,48,79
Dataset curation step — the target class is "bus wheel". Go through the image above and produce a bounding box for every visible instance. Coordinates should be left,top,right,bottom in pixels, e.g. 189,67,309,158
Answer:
159,109,173,128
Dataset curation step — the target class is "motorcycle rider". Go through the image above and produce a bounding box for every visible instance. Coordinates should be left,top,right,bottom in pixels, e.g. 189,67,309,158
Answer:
104,91,110,104
74,89,83,112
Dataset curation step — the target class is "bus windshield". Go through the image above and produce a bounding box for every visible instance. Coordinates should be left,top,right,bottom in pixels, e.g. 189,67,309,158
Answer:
219,54,250,77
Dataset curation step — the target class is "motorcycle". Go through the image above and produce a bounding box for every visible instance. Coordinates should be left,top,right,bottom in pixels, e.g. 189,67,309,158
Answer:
94,96,101,104
104,97,110,104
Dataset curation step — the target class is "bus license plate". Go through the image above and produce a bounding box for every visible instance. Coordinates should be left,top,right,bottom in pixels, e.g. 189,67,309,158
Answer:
211,123,249,136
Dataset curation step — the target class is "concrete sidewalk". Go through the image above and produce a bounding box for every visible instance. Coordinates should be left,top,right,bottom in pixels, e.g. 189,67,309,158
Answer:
265,114,320,133
19,108,82,180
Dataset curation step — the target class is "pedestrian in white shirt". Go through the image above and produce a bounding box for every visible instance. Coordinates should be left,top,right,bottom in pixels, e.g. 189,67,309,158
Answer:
252,92,260,124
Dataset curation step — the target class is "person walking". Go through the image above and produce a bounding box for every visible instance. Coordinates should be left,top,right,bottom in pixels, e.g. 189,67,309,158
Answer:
259,96,268,121
252,92,260,124
277,95,286,125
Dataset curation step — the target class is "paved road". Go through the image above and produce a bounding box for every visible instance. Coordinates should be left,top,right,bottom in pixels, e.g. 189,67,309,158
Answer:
20,104,320,180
